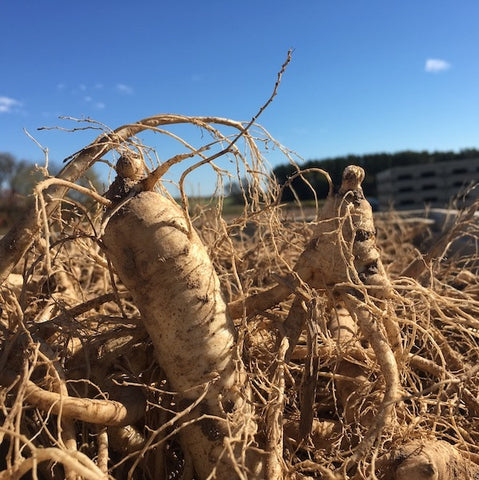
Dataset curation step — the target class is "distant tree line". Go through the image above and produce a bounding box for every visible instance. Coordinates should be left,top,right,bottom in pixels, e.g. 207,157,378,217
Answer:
0,153,44,230
0,152,44,197
271,148,479,202
0,152,102,231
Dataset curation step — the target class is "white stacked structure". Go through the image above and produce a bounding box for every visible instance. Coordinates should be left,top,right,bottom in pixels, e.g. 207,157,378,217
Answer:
376,158,479,210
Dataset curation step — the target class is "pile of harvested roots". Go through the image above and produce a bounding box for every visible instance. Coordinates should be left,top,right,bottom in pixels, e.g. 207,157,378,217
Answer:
0,112,479,480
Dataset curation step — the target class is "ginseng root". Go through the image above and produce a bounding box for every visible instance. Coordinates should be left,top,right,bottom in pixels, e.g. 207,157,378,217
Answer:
101,155,263,479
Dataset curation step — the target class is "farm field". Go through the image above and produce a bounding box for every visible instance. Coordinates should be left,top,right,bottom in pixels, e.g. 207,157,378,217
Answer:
0,114,479,480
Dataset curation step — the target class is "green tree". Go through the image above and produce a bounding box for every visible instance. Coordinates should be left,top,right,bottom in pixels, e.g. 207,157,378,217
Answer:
0,153,16,191
0,152,44,196
10,160,44,196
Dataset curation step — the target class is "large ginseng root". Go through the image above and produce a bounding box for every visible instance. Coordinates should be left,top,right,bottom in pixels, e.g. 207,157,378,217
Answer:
102,161,263,479
295,165,392,295
280,166,402,468
282,165,398,353
229,166,397,347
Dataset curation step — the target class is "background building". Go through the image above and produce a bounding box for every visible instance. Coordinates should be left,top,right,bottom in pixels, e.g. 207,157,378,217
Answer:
376,158,479,210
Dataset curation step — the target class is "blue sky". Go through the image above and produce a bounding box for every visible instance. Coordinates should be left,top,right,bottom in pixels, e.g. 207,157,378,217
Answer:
1,1,479,195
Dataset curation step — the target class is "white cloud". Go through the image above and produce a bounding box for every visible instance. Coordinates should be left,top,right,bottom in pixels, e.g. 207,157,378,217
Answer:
0,96,22,113
95,102,105,109
84,96,92,102
57,83,66,91
116,83,134,95
425,58,451,73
